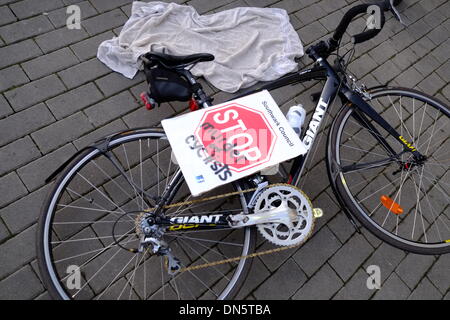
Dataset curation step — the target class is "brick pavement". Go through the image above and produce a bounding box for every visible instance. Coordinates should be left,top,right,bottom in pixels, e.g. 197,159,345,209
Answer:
0,0,449,300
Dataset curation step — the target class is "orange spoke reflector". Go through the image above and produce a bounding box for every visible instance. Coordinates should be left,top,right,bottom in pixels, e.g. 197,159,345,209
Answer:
380,195,404,215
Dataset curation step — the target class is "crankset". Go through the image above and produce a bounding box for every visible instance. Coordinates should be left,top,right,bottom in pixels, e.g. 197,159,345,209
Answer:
131,183,323,275
228,184,322,246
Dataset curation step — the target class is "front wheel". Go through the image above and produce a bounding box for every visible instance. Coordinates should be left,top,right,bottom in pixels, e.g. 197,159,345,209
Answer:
327,87,450,255
37,128,256,300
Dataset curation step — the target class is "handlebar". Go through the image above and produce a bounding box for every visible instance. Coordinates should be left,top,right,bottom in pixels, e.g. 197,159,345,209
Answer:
307,0,402,59
332,3,385,45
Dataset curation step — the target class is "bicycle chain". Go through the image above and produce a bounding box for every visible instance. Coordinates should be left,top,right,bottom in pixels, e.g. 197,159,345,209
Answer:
143,183,315,274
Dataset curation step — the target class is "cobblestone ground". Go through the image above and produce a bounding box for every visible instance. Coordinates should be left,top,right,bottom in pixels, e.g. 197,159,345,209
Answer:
0,0,449,300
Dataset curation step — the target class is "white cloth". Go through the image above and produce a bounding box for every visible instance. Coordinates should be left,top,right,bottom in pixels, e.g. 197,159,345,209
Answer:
97,1,303,93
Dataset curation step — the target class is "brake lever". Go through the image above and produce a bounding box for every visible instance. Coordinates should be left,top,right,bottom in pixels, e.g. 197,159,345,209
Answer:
390,0,407,26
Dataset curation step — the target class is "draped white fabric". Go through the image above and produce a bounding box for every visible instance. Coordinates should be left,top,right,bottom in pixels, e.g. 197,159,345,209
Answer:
97,1,303,93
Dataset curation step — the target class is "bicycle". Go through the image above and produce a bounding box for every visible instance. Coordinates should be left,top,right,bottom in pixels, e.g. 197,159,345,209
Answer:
37,0,449,300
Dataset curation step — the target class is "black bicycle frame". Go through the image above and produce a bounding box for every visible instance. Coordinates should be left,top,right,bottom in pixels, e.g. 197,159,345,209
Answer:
151,51,424,231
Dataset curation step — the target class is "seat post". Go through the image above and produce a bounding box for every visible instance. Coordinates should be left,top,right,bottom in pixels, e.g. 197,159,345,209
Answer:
178,68,212,109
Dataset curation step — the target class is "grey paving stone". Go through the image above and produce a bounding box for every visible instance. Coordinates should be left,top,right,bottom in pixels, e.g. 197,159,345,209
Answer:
259,242,299,272
408,277,443,300
122,102,176,128
47,0,98,28
236,257,270,299
427,255,450,294
0,224,37,279
369,40,398,65
0,136,40,176
119,3,133,17
0,65,29,92
327,212,355,243
84,90,138,126
309,191,341,232
396,253,434,290
430,38,450,64
244,0,279,7
0,103,55,146
318,9,343,32
372,60,402,84
0,186,49,234
0,6,16,26
0,219,9,242
35,26,88,53
46,82,103,120
5,75,66,112
292,226,341,277
442,84,450,102
21,47,79,80
444,291,450,300
390,29,416,52
410,36,435,58
90,0,133,13
395,66,425,88
418,72,445,96
292,263,343,300
0,15,54,44
333,268,375,300
0,172,28,208
0,95,12,118
10,0,63,20
407,19,432,42
73,118,127,149
435,60,450,83
297,21,329,45
329,233,373,282
427,25,448,46
95,72,145,97
295,4,327,26
391,48,419,71
70,31,114,61
253,259,307,299
300,163,329,200
278,0,316,13
362,243,406,285
82,9,128,36
423,7,446,29
31,112,92,153
0,265,44,299
35,291,52,300
372,272,411,300
0,39,42,69
317,0,346,14
188,0,234,14
410,53,440,78
58,58,110,89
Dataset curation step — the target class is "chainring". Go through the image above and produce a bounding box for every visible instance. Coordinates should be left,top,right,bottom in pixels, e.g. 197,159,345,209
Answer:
254,185,315,246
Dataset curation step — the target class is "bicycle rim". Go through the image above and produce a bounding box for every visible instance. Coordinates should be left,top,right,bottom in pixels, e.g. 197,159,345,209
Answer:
37,129,254,300
330,88,450,253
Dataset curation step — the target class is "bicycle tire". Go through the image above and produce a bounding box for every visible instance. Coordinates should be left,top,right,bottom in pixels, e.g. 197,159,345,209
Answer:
327,87,450,255
37,128,256,300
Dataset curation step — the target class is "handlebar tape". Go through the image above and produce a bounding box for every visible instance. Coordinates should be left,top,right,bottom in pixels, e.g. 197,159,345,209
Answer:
332,3,385,45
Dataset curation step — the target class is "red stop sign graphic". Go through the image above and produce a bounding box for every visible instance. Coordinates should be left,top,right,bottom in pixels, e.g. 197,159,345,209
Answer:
195,103,277,172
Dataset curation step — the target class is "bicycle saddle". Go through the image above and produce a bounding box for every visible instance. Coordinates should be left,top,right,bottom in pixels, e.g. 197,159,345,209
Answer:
144,52,215,68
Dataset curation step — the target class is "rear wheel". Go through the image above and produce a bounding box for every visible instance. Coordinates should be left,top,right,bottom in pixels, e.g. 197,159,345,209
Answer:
327,88,450,254
37,128,256,300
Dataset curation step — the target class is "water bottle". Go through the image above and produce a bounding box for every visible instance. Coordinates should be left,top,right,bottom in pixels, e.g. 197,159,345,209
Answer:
286,104,306,136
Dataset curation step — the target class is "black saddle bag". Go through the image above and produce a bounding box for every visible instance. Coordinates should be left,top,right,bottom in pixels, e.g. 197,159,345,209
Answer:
143,65,193,104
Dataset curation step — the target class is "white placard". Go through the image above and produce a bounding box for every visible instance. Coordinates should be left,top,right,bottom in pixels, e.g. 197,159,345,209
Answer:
162,90,307,196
